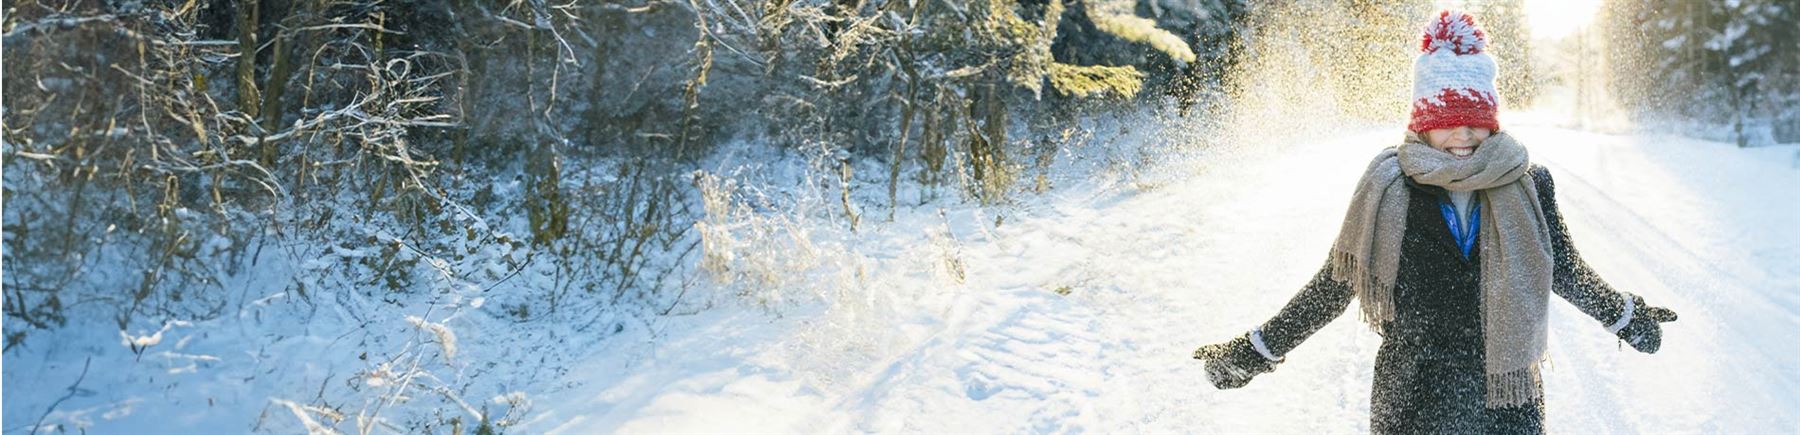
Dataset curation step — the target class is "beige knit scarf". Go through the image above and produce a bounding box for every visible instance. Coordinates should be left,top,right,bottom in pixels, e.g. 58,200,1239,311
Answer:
1328,131,1554,408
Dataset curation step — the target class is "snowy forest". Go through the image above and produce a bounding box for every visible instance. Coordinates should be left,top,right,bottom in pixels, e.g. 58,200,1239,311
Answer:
3,0,1797,433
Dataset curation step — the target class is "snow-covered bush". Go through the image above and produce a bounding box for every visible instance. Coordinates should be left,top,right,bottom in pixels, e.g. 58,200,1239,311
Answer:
2,0,453,346
694,157,847,309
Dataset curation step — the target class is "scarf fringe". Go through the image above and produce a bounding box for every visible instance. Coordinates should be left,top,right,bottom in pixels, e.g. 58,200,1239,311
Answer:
1330,248,1392,329
1485,364,1542,409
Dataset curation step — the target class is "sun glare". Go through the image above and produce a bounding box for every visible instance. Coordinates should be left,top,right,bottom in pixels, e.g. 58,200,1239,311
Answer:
1522,0,1603,40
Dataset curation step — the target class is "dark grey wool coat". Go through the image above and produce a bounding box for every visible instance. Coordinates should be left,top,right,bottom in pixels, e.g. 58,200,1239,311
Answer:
1257,165,1632,434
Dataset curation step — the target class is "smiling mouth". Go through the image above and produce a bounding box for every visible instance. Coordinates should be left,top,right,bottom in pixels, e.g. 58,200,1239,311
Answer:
1448,145,1477,158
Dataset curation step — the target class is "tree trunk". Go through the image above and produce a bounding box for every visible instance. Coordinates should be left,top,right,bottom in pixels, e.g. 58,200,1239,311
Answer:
235,0,261,119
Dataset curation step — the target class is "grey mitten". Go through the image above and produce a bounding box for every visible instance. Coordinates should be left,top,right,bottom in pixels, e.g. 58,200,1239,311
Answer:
1193,334,1279,389
1612,294,1678,353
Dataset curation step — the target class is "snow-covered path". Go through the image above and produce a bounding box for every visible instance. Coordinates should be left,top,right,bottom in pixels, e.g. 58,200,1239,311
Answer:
520,124,1800,433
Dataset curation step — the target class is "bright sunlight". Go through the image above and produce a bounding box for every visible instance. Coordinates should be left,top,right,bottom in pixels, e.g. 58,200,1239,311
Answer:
1523,0,1604,39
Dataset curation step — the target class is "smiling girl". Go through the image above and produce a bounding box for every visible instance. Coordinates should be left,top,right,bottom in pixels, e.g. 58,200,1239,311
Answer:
1191,10,1678,434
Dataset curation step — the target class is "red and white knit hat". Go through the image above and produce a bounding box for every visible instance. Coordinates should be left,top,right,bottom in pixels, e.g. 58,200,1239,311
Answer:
1409,10,1500,133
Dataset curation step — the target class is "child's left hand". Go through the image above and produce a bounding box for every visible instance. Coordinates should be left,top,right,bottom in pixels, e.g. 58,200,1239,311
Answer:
1615,294,1679,353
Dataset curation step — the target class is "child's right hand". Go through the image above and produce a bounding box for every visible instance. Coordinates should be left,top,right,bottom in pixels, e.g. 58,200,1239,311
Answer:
1193,334,1278,389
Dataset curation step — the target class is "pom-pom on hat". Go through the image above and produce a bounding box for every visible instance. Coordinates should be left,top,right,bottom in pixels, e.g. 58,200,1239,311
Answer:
1409,10,1500,133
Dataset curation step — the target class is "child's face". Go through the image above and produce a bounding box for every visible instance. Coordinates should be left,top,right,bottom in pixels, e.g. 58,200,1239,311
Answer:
1423,126,1492,159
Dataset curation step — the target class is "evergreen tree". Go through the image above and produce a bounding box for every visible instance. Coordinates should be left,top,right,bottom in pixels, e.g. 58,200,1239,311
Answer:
1599,0,1798,144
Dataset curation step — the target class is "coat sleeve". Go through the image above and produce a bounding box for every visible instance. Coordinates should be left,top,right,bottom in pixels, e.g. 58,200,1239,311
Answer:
1256,264,1355,358
1533,166,1631,325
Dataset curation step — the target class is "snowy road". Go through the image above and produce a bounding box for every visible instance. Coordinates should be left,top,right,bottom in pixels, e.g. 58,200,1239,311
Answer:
522,124,1800,433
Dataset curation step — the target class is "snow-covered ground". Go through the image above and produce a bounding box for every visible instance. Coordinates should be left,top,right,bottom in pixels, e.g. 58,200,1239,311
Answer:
516,122,1800,433
6,119,1797,433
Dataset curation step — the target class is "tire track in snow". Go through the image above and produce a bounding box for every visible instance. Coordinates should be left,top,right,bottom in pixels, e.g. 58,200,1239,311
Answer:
951,288,1107,433
823,286,1112,433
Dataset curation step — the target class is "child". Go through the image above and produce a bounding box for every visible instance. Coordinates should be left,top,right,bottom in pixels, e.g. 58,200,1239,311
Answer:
1190,10,1678,434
